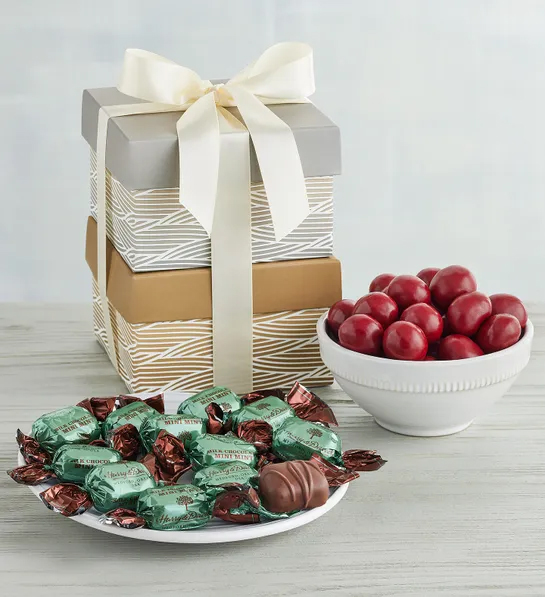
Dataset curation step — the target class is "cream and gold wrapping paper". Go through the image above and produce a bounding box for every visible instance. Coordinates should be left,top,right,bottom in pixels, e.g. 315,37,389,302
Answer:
92,280,333,393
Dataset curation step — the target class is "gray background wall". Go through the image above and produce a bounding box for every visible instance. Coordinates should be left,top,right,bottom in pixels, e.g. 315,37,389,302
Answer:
1,0,544,302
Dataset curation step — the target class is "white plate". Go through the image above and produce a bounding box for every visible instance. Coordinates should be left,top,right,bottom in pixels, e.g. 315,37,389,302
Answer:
17,391,348,544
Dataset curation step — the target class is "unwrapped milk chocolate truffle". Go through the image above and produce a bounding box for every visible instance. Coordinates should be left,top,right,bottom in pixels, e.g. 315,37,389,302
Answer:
258,460,329,513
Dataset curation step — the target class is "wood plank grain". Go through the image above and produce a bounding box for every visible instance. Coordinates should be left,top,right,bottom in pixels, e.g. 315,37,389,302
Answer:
1,303,544,596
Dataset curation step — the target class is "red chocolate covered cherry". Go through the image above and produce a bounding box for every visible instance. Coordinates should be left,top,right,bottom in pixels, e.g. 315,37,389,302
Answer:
490,294,528,328
338,314,383,356
369,273,396,293
447,291,492,336
476,314,521,353
353,292,399,329
438,335,484,360
429,265,477,310
416,267,440,287
400,303,443,343
382,321,428,361
327,299,355,334
386,275,431,311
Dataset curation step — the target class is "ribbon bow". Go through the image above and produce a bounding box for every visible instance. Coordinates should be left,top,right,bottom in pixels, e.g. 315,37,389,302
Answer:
117,42,315,240
96,43,316,392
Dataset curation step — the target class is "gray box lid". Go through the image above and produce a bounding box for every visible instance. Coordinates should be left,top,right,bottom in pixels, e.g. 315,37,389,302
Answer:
82,87,341,190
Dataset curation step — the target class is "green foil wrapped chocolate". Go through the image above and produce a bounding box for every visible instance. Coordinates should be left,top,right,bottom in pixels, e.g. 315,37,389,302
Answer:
177,387,241,420
272,418,343,466
136,484,211,531
103,402,158,436
230,396,294,431
50,444,122,484
189,434,257,471
84,461,156,513
31,406,101,454
193,462,258,499
140,414,206,452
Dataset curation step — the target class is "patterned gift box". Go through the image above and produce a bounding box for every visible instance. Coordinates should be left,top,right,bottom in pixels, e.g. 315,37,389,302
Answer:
89,151,334,273
82,87,341,274
86,218,341,392
82,47,342,392
92,280,332,393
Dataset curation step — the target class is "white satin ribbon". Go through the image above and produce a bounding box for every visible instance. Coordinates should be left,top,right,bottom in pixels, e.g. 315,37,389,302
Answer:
96,43,314,391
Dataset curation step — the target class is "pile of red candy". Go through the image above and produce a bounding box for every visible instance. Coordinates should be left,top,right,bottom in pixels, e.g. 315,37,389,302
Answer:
327,266,528,361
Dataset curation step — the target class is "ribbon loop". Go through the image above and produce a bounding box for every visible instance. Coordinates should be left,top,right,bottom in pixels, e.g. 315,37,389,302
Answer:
116,42,313,240
228,42,315,100
118,49,208,106
228,85,309,240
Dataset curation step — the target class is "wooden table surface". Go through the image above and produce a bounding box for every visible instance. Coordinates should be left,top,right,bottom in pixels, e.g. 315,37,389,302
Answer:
1,304,544,596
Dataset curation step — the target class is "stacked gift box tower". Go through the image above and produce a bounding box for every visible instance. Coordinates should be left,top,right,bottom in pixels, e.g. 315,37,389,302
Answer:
81,48,342,394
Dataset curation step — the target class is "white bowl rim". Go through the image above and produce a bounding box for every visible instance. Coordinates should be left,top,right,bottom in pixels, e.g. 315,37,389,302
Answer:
317,313,534,367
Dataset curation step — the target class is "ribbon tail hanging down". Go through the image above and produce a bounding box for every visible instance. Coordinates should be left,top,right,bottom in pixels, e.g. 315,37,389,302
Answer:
176,92,221,235
228,85,309,240
212,109,253,392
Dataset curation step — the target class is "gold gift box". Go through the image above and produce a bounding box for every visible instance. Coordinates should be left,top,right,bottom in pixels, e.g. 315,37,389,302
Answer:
86,217,341,392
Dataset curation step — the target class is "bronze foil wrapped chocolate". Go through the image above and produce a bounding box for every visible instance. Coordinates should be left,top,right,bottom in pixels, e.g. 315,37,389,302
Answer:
258,460,329,513
8,463,56,485
140,430,191,484
204,402,225,435
39,483,93,517
256,452,283,470
342,449,386,472
234,420,273,453
76,396,117,422
213,485,261,524
240,388,286,406
286,381,338,427
117,393,165,414
16,429,50,465
309,453,359,486
100,508,146,529
308,450,386,486
107,423,140,460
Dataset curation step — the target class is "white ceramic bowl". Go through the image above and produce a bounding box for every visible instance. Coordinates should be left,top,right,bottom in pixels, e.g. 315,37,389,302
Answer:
317,314,533,437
